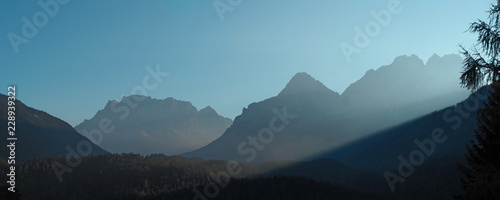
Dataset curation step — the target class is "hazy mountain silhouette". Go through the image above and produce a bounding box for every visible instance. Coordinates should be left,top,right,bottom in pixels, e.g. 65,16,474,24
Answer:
319,86,488,169
183,54,470,162
183,72,345,162
74,96,232,155
0,94,108,162
338,54,469,136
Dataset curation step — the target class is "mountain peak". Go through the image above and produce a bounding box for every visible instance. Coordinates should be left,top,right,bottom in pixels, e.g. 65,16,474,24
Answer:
200,106,215,112
426,53,463,69
199,106,218,116
426,53,442,66
392,54,424,66
278,72,339,97
75,96,232,155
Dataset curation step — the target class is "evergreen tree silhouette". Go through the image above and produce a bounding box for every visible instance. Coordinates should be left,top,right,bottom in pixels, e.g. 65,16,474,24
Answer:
455,1,500,199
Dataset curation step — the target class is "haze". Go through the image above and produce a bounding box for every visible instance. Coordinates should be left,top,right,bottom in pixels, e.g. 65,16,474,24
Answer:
0,0,494,126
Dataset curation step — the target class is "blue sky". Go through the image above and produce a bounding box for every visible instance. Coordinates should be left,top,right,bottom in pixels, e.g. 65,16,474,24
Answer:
0,0,495,126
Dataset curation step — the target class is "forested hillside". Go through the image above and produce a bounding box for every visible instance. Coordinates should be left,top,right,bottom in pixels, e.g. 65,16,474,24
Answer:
1,154,464,200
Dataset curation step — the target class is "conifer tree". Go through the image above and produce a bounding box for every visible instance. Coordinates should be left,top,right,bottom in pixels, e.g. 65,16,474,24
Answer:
455,1,500,199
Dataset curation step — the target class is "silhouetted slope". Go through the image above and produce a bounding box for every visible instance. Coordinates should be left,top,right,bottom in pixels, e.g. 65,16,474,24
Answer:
75,96,232,155
0,94,108,162
321,86,488,169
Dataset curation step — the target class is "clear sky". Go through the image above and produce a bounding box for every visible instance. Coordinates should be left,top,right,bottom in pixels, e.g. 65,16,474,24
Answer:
0,0,495,126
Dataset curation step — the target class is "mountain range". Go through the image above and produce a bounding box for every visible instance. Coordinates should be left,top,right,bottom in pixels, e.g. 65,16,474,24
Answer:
74,96,232,155
1,54,474,165
183,54,471,162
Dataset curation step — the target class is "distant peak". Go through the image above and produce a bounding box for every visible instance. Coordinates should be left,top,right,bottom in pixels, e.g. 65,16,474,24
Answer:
426,53,442,66
278,72,339,97
105,100,119,106
199,106,222,118
292,72,314,80
105,95,154,105
122,95,149,100
365,69,375,76
430,53,441,59
392,54,422,64
200,106,216,113
426,53,463,67
103,95,195,111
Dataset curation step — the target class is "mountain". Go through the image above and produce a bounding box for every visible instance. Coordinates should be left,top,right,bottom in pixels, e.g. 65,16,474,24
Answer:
183,72,345,162
198,106,234,138
338,54,469,136
319,86,489,169
278,72,340,97
183,54,470,162
0,94,108,162
74,96,232,155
